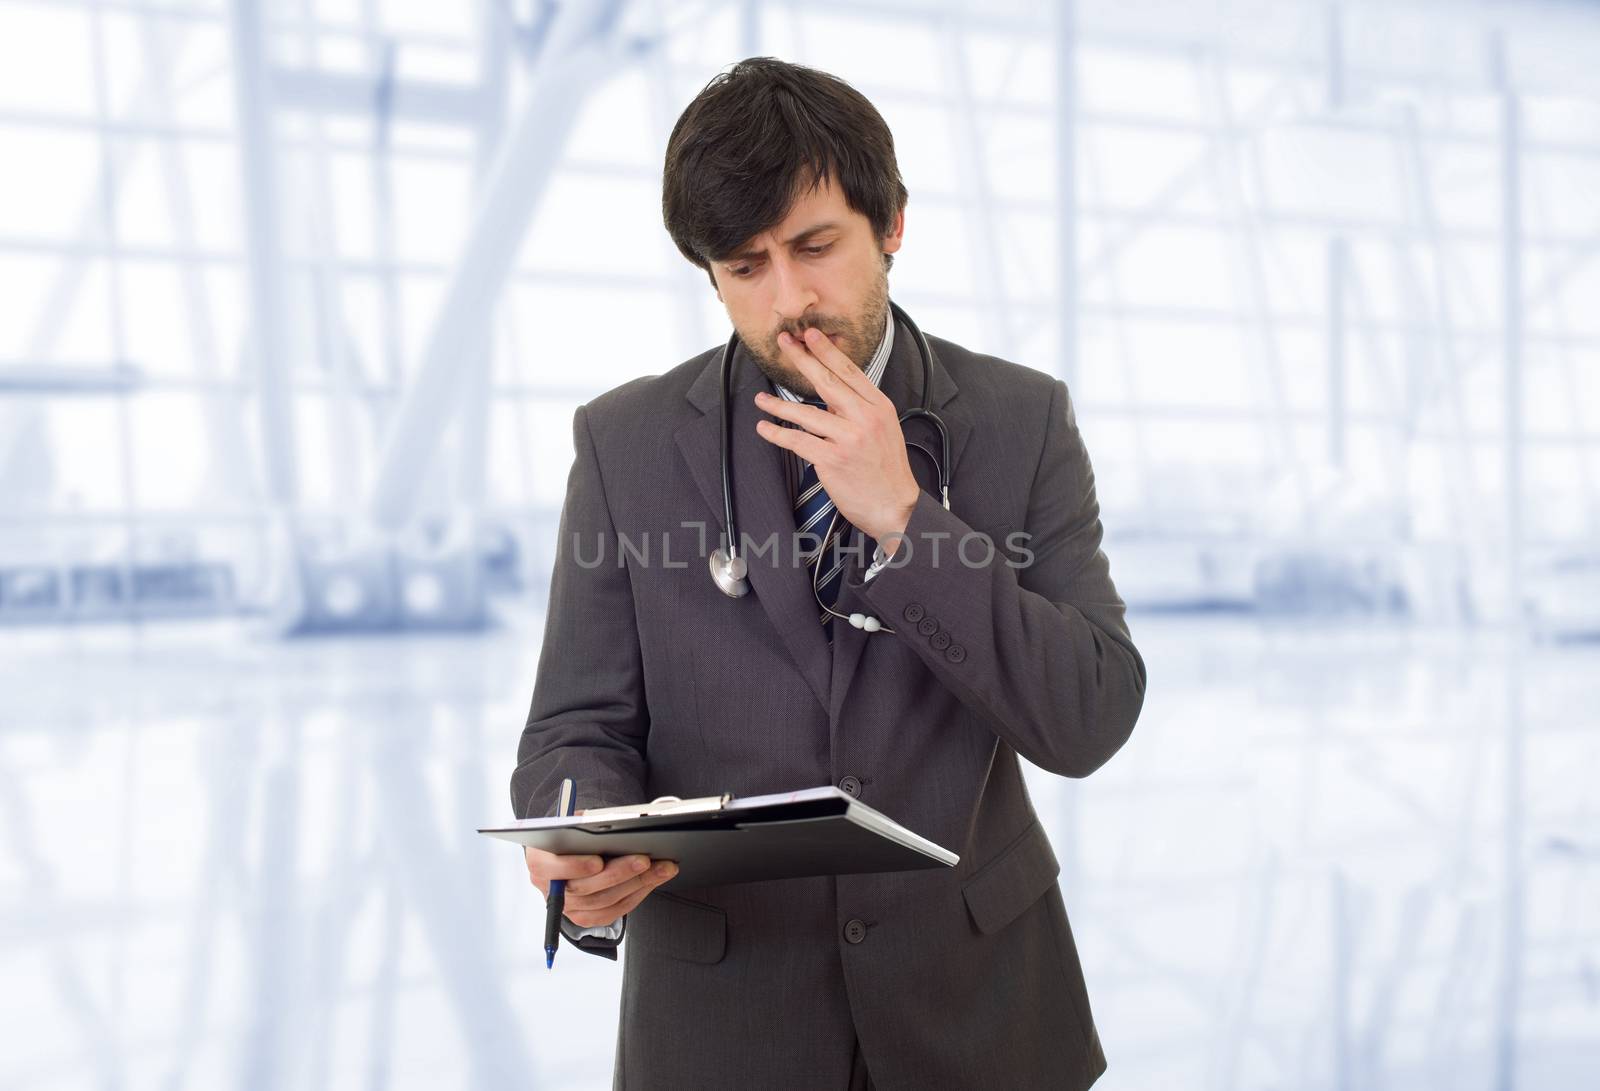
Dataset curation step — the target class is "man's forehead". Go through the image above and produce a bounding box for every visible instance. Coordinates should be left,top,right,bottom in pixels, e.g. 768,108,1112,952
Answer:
721,174,858,252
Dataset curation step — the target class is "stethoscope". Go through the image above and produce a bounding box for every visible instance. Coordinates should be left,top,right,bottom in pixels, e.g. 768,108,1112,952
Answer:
708,300,952,635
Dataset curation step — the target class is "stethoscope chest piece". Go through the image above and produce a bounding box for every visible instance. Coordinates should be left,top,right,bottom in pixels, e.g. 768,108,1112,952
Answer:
708,547,750,598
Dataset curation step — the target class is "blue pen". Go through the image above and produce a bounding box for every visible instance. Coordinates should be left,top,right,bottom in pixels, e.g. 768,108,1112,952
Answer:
544,778,578,969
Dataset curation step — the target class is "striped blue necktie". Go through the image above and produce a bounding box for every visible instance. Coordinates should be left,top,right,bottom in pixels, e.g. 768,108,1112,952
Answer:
793,399,847,642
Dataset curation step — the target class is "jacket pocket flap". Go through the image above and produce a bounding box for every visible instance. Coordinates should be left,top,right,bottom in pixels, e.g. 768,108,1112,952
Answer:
630,889,727,964
961,820,1061,935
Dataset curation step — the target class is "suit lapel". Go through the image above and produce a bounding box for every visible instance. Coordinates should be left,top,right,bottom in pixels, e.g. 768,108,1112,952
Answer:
675,336,833,709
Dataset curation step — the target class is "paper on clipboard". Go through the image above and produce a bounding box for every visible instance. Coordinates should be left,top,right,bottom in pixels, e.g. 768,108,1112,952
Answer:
479,785,958,887
577,793,734,820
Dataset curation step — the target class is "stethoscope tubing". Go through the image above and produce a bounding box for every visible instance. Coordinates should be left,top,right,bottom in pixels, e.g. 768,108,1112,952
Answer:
710,300,953,630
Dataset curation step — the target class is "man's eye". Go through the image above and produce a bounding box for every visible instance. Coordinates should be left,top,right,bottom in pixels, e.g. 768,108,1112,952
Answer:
803,244,831,256
730,266,753,278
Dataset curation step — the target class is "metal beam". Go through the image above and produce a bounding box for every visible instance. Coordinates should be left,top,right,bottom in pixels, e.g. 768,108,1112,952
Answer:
139,10,262,509
268,66,486,125
940,16,1016,361
1325,5,1347,470
369,0,633,530
0,363,142,393
453,0,515,514
1492,28,1526,1091
228,0,299,507
1055,0,1079,393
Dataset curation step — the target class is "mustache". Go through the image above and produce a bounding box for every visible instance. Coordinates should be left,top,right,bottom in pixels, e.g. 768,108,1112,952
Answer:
771,316,847,343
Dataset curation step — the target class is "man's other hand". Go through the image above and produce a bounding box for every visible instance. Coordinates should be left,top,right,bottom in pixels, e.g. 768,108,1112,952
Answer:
524,846,679,929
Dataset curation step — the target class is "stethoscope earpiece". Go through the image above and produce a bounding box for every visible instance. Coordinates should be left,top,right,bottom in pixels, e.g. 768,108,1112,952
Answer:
711,300,951,637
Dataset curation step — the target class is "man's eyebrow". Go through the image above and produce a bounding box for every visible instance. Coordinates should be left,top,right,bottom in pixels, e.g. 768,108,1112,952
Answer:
721,223,841,264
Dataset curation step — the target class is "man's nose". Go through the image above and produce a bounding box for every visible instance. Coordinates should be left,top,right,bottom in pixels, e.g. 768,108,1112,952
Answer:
770,255,818,320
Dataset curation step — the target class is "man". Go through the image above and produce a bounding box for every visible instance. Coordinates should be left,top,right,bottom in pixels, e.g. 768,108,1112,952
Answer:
510,57,1146,1089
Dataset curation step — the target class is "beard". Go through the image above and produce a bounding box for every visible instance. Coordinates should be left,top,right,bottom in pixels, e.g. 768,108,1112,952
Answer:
740,271,890,401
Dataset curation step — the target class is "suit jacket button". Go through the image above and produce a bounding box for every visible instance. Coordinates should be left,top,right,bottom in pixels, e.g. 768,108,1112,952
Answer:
903,603,925,623
917,616,939,637
839,776,861,798
945,643,966,664
931,630,951,651
844,919,868,944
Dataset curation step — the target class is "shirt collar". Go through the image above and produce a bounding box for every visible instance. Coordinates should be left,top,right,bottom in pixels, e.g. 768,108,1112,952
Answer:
771,306,894,404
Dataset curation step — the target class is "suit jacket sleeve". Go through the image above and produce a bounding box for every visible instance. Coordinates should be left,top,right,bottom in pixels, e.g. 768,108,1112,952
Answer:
843,378,1146,778
510,403,650,958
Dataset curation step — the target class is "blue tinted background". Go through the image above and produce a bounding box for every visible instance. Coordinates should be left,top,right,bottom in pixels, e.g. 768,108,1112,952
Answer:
1,0,1597,1088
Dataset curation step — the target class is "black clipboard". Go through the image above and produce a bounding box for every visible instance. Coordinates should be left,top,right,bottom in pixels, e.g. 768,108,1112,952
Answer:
479,786,958,886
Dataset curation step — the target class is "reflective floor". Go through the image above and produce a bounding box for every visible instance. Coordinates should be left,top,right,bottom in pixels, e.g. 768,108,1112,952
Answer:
1,611,1596,1089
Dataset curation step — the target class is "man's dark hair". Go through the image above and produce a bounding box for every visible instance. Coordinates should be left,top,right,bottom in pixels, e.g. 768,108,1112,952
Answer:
662,57,909,288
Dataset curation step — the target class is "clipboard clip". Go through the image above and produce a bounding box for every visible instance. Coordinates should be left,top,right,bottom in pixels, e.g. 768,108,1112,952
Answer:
578,792,735,820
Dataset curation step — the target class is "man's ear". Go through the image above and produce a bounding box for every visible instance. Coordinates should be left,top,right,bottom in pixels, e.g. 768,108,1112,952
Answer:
882,208,905,257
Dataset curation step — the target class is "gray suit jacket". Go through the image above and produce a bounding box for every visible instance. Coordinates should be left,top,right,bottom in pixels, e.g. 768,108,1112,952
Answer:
510,314,1146,1089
